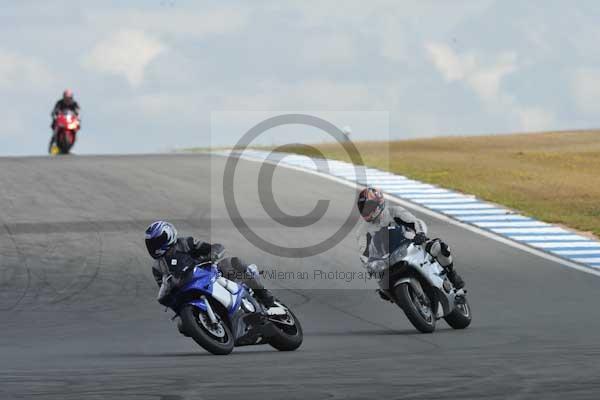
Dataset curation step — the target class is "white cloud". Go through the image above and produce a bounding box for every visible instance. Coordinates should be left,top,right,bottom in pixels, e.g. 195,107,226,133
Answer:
425,41,559,133
88,7,248,39
290,1,493,30
82,29,165,87
516,107,556,132
378,16,410,63
130,93,202,119
425,42,517,102
219,79,374,111
0,49,53,89
425,42,474,81
147,7,247,37
468,53,517,102
571,67,600,115
300,34,356,66
287,1,495,65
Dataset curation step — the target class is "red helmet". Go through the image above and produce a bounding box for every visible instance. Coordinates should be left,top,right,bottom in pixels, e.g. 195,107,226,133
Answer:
357,187,385,222
63,89,73,100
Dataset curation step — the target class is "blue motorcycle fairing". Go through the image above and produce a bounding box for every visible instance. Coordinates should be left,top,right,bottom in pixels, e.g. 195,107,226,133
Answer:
168,264,217,314
169,264,277,346
229,285,246,316
176,264,246,315
186,299,208,312
180,264,218,293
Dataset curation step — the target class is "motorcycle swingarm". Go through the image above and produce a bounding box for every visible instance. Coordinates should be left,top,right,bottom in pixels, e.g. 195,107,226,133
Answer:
233,313,278,346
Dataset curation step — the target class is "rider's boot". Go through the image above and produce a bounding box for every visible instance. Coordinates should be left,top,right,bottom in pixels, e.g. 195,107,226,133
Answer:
445,264,465,289
425,239,465,289
253,288,275,308
48,133,56,154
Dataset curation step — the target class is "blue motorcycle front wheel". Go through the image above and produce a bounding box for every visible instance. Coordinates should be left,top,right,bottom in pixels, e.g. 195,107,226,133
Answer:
180,305,234,355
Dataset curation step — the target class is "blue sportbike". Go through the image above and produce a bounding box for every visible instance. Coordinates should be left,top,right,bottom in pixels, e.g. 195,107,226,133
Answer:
165,262,303,355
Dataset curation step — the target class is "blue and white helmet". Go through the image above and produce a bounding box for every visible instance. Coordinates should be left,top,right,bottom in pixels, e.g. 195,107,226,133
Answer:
145,221,178,259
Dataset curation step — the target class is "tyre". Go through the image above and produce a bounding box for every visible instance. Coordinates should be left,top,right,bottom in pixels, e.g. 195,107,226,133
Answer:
444,297,472,329
394,283,436,333
268,306,303,351
180,304,234,355
56,132,70,154
57,131,74,154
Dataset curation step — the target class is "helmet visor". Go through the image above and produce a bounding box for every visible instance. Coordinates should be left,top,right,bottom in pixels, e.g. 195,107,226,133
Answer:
359,200,382,222
145,232,169,258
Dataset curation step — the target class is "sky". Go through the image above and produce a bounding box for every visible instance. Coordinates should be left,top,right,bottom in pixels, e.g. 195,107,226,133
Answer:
2,0,600,155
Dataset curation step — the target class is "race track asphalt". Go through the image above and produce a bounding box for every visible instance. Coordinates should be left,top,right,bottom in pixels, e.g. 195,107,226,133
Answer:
1,153,600,399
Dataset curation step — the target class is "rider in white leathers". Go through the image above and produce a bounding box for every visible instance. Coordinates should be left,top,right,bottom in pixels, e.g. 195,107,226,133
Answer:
356,187,464,289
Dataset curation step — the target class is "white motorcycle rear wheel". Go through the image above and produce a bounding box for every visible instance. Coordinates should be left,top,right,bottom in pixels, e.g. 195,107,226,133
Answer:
444,298,472,329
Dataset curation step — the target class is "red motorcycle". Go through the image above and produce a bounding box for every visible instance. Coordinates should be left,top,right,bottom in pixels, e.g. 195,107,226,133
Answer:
50,110,80,155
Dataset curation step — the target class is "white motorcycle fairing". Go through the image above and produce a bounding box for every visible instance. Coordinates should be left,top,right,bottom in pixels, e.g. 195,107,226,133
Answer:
367,226,466,320
392,243,465,318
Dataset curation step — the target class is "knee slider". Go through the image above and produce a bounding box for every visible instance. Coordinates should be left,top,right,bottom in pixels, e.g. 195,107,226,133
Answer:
246,264,259,279
425,239,442,256
439,241,451,257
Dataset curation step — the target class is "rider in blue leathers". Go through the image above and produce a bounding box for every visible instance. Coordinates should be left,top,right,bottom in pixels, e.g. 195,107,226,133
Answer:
144,221,275,308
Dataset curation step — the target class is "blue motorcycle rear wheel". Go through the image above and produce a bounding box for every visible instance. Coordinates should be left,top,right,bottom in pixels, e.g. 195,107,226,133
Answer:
268,306,303,351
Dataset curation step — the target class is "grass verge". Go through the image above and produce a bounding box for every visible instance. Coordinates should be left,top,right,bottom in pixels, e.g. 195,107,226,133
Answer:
275,131,600,238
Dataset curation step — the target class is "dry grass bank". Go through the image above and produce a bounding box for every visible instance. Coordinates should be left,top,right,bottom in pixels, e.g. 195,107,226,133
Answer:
276,131,600,237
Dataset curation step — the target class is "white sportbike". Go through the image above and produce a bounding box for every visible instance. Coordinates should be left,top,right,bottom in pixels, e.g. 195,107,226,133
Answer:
367,226,472,333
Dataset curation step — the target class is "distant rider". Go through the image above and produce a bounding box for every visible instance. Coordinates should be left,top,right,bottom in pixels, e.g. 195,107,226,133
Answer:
356,187,465,289
49,89,80,152
144,220,275,308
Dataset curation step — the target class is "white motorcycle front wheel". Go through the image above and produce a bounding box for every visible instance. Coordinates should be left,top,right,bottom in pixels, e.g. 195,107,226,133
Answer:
395,283,436,333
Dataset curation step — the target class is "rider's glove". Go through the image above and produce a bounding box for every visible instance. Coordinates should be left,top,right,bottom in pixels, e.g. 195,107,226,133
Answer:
209,243,225,261
413,232,428,245
157,275,173,304
191,241,225,262
366,260,386,276
194,241,212,257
